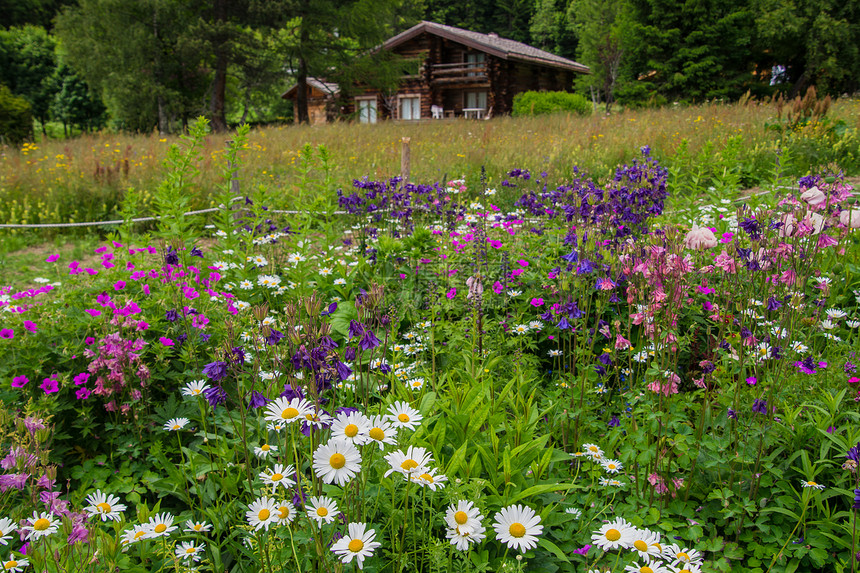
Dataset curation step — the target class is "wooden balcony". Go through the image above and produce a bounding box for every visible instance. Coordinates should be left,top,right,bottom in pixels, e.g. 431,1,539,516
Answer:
430,62,488,84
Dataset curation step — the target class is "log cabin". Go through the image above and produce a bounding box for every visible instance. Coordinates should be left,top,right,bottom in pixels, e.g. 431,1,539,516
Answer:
282,21,589,124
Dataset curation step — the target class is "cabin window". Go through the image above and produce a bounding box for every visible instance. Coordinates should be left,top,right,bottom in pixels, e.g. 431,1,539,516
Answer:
465,53,485,76
399,96,421,120
464,91,487,110
356,98,377,124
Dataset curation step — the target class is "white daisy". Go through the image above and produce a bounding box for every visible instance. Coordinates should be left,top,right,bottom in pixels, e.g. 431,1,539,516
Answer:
145,513,178,538
181,380,209,397
175,541,205,562
445,500,483,535
591,518,635,551
254,443,278,459
548,349,562,357
331,522,381,569
662,543,704,566
163,417,189,431
334,278,347,285
84,490,127,521
600,459,623,474
0,517,15,545
330,411,371,445
306,496,338,525
446,519,486,551
274,501,296,525
0,558,29,572
246,497,279,531
120,524,149,546
628,527,662,561
624,562,671,573
21,512,59,540
264,397,313,424
313,439,362,486
184,520,212,533
565,507,582,519
801,479,825,490
582,443,604,459
411,467,448,490
365,415,396,449
512,324,530,335
492,505,543,553
387,401,423,432
384,446,434,478
259,464,296,494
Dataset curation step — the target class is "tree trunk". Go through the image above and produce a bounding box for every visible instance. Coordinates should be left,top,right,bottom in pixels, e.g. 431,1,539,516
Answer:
157,95,170,135
295,20,310,124
209,0,229,132
210,55,228,131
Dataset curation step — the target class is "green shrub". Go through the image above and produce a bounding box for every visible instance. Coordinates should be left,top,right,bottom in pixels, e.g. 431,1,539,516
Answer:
0,84,32,144
512,90,591,117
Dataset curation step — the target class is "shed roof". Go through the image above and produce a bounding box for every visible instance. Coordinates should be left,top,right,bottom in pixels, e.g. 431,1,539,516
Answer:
281,77,340,100
382,21,589,74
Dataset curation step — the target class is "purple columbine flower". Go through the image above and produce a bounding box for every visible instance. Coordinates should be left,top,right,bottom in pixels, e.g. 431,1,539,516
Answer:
359,330,380,351
854,489,860,510
203,385,228,408
344,346,357,361
608,415,620,428
248,391,268,410
164,247,179,265
847,442,860,462
281,384,305,401
348,320,364,339
202,361,228,381
727,408,738,420
752,398,768,415
766,297,782,311
266,329,284,346
335,361,352,381
165,309,179,322
190,247,204,258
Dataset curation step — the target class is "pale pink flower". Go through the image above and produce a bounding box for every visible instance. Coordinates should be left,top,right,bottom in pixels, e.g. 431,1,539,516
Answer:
840,209,860,229
465,275,483,300
684,224,718,250
800,186,827,208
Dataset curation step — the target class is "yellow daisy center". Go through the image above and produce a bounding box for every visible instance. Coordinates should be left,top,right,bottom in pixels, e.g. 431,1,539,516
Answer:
330,453,346,469
348,539,364,552
261,444,270,451
605,528,621,542
33,518,51,531
278,507,291,519
419,473,433,482
398,413,410,423
588,445,598,452
509,522,526,538
97,502,112,513
678,552,690,561
133,530,147,540
639,567,653,573
678,570,692,573
270,473,283,482
5,561,18,569
193,524,203,531
634,540,648,552
807,481,817,486
282,407,299,419
369,427,385,441
257,509,270,521
192,389,200,394
454,511,468,525
412,381,421,387
401,459,418,470
344,424,359,437
186,547,196,554
154,524,167,533
316,507,329,517
172,424,180,430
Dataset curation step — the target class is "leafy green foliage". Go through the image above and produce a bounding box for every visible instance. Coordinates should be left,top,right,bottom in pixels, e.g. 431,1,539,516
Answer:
0,85,33,143
512,90,591,116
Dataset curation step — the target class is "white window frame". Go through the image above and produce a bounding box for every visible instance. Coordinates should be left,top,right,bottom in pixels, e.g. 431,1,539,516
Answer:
398,94,421,120
355,97,377,124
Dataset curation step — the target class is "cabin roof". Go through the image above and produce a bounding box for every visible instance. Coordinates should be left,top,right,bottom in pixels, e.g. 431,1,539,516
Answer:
281,77,340,99
382,21,589,73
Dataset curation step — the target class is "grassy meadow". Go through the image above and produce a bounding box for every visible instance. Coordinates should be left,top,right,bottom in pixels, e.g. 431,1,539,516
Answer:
1,98,859,242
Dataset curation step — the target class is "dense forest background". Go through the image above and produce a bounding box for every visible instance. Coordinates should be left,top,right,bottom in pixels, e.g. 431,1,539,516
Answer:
1,0,858,136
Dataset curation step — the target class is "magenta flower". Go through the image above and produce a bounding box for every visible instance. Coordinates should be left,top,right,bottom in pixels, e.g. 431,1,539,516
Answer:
23,320,37,333
159,337,175,346
11,375,29,388
492,281,503,294
40,377,59,394
0,328,13,339
114,281,126,291
46,254,59,263
446,288,456,299
84,309,101,317
517,259,529,267
76,387,92,400
85,337,95,345
530,298,544,307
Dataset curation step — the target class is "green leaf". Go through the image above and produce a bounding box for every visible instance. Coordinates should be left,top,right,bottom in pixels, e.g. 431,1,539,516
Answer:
537,537,571,563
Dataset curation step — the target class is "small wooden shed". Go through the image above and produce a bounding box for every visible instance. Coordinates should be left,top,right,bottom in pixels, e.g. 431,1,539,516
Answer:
281,78,340,125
